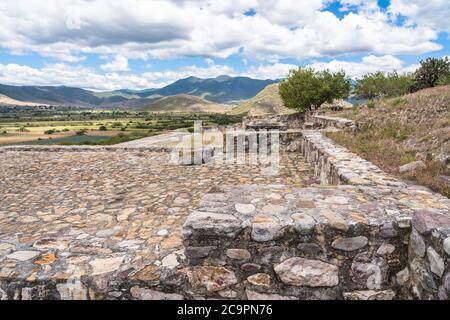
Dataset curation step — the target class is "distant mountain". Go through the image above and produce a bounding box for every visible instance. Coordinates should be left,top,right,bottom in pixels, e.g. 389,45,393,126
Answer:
152,76,278,103
0,94,48,107
140,94,233,113
229,83,294,116
0,84,107,107
0,76,279,109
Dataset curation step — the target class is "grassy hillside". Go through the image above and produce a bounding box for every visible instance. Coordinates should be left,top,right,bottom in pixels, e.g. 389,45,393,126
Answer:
154,75,278,104
140,94,233,113
326,85,450,197
0,76,278,107
229,83,294,116
0,94,48,107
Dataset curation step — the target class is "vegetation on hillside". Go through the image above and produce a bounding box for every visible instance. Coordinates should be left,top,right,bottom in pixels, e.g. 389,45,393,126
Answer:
354,71,412,100
141,94,232,113
229,84,294,116
326,85,450,197
0,109,243,146
409,57,450,92
279,68,351,113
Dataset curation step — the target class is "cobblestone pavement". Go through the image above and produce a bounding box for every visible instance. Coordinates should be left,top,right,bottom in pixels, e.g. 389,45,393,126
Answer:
0,150,319,287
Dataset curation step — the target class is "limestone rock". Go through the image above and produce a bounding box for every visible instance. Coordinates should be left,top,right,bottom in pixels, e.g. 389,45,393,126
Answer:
399,161,425,174
443,237,450,256
0,243,15,255
351,253,387,290
410,257,437,293
161,253,180,269
183,211,241,238
57,282,88,300
251,215,285,242
396,267,410,286
246,289,296,300
235,203,255,214
320,210,348,231
247,273,271,287
185,246,216,259
426,247,444,277
376,243,396,256
89,256,124,275
226,248,251,260
409,229,426,258
274,257,339,287
380,221,398,238
297,243,323,256
187,266,238,292
412,210,450,235
240,263,261,272
291,213,316,232
343,290,395,300
33,239,69,250
7,251,40,261
130,287,183,300
331,236,368,252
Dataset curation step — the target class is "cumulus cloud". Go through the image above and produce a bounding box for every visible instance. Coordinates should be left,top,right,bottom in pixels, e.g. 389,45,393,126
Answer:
0,54,426,91
0,0,444,62
100,55,130,72
307,55,418,78
389,0,450,34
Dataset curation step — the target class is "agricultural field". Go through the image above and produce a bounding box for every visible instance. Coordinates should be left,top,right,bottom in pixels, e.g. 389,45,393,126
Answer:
0,108,243,146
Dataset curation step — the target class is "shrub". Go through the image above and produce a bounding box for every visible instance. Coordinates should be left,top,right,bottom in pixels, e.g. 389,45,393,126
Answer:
367,101,375,109
17,126,30,132
76,129,87,136
279,68,351,113
99,125,108,131
410,57,450,92
391,97,407,107
354,71,412,100
62,128,70,132
400,153,416,165
44,129,56,135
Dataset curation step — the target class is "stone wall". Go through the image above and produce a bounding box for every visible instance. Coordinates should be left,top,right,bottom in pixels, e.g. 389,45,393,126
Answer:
182,185,409,300
304,114,356,130
181,129,450,300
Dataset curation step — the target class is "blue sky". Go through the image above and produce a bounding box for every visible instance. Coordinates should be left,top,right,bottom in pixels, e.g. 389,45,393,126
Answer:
0,0,449,91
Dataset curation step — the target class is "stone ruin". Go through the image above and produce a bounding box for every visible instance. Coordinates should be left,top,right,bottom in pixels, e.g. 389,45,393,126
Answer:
0,114,449,300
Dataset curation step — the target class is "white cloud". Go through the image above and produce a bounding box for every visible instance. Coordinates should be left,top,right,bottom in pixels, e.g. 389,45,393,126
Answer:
389,0,450,34
242,62,298,79
307,55,418,78
0,0,444,63
0,55,426,91
100,55,129,72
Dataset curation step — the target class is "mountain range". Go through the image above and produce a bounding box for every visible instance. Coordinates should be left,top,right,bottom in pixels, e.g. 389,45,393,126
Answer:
0,76,279,108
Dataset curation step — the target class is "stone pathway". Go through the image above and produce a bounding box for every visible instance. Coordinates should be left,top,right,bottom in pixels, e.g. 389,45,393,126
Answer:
115,131,190,148
0,149,319,299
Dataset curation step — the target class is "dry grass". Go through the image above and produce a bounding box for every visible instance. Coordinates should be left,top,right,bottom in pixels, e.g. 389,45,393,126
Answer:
325,85,450,198
326,129,450,198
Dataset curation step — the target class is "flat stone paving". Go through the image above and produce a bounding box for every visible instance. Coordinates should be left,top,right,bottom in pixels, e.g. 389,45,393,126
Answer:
115,131,190,148
0,149,319,287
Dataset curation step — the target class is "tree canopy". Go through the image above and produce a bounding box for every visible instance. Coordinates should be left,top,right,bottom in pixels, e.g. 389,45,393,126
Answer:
354,71,412,100
279,68,351,113
410,57,450,92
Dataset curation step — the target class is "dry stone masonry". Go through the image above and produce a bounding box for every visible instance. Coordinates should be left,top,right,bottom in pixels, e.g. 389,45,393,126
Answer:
182,128,450,300
0,118,449,300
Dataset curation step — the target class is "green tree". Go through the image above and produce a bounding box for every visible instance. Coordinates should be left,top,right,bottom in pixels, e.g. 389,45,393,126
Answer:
279,68,351,113
354,71,412,100
410,57,450,92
